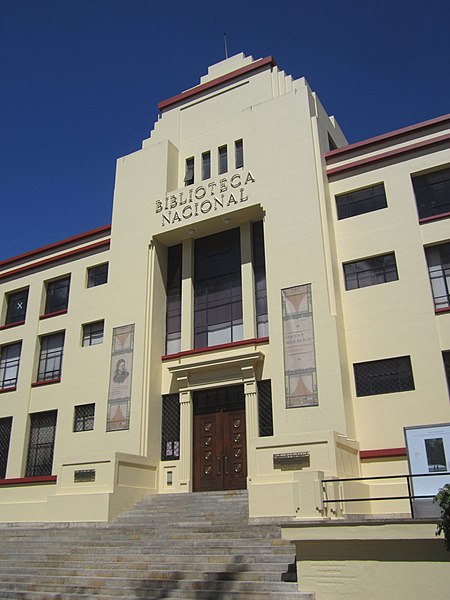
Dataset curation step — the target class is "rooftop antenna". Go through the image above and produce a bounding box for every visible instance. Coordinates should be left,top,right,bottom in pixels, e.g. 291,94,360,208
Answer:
224,33,229,59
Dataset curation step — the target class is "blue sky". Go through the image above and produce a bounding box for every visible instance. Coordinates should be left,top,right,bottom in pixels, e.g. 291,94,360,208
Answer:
1,0,449,260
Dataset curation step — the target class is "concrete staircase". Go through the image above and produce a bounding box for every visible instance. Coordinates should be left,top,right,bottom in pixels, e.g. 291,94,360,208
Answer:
0,490,314,599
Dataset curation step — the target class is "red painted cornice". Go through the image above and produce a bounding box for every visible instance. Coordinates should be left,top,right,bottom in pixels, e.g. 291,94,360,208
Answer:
162,336,270,361
360,447,407,459
0,475,57,486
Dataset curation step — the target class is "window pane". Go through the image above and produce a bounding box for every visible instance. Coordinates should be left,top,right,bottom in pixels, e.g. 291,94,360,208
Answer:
0,417,13,479
336,183,387,220
184,157,194,185
354,356,415,396
0,342,21,389
202,151,211,180
426,243,450,309
235,139,244,169
218,146,228,175
5,289,28,325
45,277,70,314
87,263,108,287
74,404,95,432
82,321,104,347
413,167,450,219
344,253,398,290
25,411,57,477
38,333,64,381
165,245,182,354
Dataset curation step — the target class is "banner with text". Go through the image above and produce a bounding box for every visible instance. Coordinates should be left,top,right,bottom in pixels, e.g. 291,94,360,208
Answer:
106,324,135,431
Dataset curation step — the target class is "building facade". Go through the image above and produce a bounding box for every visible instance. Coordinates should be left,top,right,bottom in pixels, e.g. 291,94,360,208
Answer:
1,53,449,542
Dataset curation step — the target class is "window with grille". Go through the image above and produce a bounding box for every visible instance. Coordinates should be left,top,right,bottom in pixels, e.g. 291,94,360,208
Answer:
82,320,104,347
354,356,415,397
257,380,273,437
425,243,450,310
0,342,21,390
44,276,70,314
37,332,64,382
4,288,28,325
344,252,398,290
252,221,268,337
235,139,244,169
0,417,12,479
161,394,180,460
87,263,108,287
73,404,95,432
202,151,211,180
165,245,182,354
412,166,450,220
184,157,194,185
335,183,387,220
25,411,57,477
218,145,228,175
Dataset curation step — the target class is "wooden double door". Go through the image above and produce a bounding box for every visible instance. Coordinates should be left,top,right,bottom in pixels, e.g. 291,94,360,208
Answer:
193,386,247,492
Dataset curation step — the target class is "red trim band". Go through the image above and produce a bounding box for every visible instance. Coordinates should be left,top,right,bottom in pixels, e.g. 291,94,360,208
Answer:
31,378,61,388
360,447,407,459
0,320,25,331
0,386,16,394
0,239,110,281
39,309,68,320
158,56,277,111
419,211,450,224
0,475,57,486
435,307,450,314
162,336,270,361
325,113,450,160
326,133,450,177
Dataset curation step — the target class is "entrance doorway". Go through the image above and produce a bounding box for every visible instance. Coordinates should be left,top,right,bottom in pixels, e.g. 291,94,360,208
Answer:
193,385,247,492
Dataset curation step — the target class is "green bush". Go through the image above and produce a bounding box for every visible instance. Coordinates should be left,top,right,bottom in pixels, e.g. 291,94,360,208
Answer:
434,484,450,551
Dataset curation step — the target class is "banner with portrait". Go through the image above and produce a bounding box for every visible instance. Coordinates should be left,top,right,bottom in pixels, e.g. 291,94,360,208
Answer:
106,324,135,431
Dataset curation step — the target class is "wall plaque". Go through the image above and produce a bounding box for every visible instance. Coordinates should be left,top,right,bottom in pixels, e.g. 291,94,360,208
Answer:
273,452,310,468
74,469,96,483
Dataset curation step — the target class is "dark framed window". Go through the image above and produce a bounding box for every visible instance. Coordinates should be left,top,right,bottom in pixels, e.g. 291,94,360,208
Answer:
184,157,194,185
37,332,64,382
344,252,398,290
0,417,12,479
335,183,387,220
443,352,450,393
425,243,450,310
44,276,70,314
258,380,273,437
202,151,211,180
161,394,180,460
5,288,28,325
87,263,108,288
194,228,243,348
412,166,450,220
235,139,244,169
165,245,182,354
82,320,104,347
328,133,338,151
252,221,268,337
73,404,95,432
25,410,57,477
354,356,415,397
218,145,228,175
0,342,21,390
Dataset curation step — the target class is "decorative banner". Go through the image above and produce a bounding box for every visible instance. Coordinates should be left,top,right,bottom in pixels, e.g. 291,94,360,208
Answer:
106,324,135,431
282,284,318,408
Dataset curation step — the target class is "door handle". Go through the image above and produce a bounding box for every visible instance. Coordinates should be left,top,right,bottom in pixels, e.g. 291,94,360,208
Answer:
224,455,229,475
217,456,221,476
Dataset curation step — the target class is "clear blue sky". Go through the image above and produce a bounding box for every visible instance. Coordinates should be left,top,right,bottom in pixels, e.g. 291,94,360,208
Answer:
1,0,449,260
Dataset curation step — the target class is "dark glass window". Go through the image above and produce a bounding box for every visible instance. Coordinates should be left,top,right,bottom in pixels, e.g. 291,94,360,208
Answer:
87,263,108,287
5,289,28,325
165,245,182,354
328,133,338,151
425,243,450,310
0,417,12,479
194,228,242,348
73,404,95,432
258,380,273,437
25,411,57,477
38,332,64,382
235,139,244,169
184,157,194,185
0,342,21,390
443,351,450,393
218,145,228,175
354,356,415,397
161,394,180,460
45,277,70,314
412,166,450,220
82,321,104,347
344,253,398,290
202,151,211,180
252,221,268,337
336,183,387,220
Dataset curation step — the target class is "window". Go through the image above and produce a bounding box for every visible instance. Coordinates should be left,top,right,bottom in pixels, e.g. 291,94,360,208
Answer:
73,404,95,432
184,157,194,185
44,276,70,315
344,252,398,290
258,380,273,437
37,332,64,382
328,133,338,151
25,411,57,477
425,243,450,310
412,166,450,220
165,245,182,354
4,288,28,325
202,151,211,180
354,356,415,396
235,139,244,169
443,351,450,393
87,263,108,288
0,417,12,479
194,228,242,348
82,320,104,346
218,145,228,175
161,394,180,460
0,342,21,390
335,183,387,220
252,221,268,337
